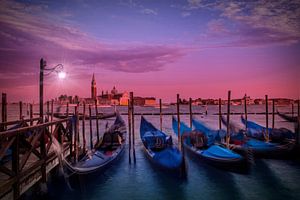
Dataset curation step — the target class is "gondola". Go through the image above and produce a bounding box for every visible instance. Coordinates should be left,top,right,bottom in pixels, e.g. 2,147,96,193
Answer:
221,116,295,158
241,115,294,142
277,112,298,123
65,112,126,175
173,117,248,173
140,116,183,172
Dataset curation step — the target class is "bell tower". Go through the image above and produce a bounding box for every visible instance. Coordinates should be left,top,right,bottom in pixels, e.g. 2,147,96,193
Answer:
91,73,97,99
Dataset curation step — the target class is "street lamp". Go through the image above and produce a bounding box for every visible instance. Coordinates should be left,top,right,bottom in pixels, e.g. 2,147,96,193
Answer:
39,58,65,123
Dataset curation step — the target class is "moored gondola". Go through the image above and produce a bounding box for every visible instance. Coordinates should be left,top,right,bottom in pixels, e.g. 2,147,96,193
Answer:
65,112,126,175
241,115,294,142
221,116,295,158
140,116,184,173
173,117,249,173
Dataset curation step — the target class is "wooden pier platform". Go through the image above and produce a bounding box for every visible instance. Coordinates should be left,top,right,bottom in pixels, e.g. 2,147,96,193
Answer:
0,117,74,200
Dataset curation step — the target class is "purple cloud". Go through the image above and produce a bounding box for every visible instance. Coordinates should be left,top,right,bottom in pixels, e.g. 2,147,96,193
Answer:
193,0,300,47
0,0,186,83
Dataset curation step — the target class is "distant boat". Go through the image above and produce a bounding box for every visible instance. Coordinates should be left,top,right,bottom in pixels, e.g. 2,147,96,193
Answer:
53,112,116,120
65,112,126,175
98,105,112,108
277,112,298,123
154,105,169,109
221,116,295,158
140,116,184,173
173,117,248,173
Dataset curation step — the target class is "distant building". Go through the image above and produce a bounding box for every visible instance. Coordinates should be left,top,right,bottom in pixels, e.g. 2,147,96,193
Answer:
91,73,97,99
144,97,156,106
254,99,264,105
119,92,129,106
133,97,145,106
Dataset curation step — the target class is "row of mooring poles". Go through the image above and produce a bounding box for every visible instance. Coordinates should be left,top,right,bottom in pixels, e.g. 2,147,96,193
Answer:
226,93,282,145
1,94,35,131
62,102,102,163
128,92,136,164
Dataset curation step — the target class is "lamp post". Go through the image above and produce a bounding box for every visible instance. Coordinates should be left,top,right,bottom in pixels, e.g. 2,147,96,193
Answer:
39,58,65,122
39,58,65,183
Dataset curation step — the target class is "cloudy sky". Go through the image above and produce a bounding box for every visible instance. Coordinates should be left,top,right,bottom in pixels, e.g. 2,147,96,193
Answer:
0,0,299,102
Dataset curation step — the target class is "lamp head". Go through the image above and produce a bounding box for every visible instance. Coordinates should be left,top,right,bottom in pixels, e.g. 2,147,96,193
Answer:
58,71,66,79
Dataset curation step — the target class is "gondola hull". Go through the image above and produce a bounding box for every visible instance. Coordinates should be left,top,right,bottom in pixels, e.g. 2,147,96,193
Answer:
173,117,249,173
140,116,184,174
230,139,296,159
184,142,249,173
65,113,126,182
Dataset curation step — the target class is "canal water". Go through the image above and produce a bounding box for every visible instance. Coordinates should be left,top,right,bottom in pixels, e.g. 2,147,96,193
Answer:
3,104,300,200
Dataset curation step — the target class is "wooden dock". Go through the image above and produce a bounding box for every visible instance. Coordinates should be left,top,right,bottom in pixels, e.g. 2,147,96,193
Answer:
0,117,73,200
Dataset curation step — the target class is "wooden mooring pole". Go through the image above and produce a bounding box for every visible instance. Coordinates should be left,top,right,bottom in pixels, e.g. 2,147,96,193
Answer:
272,99,275,129
226,91,231,148
177,94,186,176
89,105,93,149
292,103,294,117
265,95,269,142
46,101,49,121
30,104,33,126
128,99,132,164
66,102,69,117
189,98,192,129
1,93,7,131
130,92,136,163
219,98,222,130
51,99,54,133
176,94,181,149
244,96,248,131
82,102,86,150
95,100,100,143
12,128,20,199
295,99,300,145
74,106,79,162
159,99,162,131
19,101,22,120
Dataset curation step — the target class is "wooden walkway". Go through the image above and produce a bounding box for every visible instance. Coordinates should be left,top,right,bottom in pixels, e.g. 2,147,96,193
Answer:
0,117,74,200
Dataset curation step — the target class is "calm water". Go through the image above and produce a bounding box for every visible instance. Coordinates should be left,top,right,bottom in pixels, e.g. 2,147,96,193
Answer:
2,104,300,200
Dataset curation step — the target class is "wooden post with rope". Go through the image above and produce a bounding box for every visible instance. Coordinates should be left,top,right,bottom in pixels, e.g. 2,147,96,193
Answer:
130,92,136,163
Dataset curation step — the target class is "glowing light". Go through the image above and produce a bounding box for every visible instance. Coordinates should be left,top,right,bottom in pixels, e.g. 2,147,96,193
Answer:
58,71,66,79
